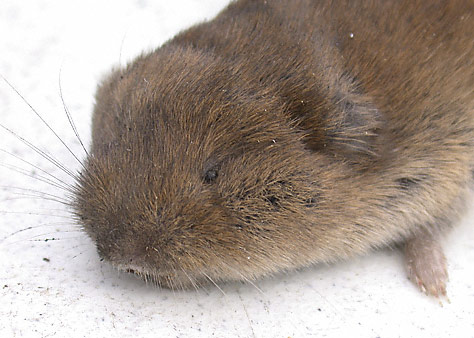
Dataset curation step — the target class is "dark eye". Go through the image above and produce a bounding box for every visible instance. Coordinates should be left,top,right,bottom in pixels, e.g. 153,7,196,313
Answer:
204,168,219,183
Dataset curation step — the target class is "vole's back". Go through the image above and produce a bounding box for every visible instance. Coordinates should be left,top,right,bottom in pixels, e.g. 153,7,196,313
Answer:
81,0,473,295
170,0,474,295
173,0,474,151
171,0,474,220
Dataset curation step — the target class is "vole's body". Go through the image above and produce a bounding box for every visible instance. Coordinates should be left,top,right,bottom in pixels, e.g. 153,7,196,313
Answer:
75,0,474,295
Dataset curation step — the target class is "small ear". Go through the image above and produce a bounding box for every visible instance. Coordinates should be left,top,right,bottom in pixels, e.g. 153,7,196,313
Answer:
288,77,385,164
322,90,384,161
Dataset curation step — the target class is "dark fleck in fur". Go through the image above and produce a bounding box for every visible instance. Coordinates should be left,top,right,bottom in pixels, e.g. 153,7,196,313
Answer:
73,0,474,295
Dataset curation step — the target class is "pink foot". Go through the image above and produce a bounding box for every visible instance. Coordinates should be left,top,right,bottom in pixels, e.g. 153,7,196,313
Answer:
404,229,448,297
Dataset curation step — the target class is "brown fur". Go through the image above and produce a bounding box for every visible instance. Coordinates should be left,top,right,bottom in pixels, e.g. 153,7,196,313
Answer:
73,0,474,294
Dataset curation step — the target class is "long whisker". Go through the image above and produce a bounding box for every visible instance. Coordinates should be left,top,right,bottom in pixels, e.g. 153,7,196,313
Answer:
26,231,84,241
3,231,85,246
202,271,226,296
226,265,264,294
58,70,89,157
1,74,84,168
237,290,257,338
0,162,73,193
0,148,74,191
1,185,71,203
118,33,127,67
1,194,69,205
0,124,77,179
69,245,90,259
180,267,199,292
5,220,78,232
167,274,175,292
0,210,72,219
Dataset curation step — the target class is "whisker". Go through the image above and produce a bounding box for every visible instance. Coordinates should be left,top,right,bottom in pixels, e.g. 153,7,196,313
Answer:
58,70,89,157
0,148,74,191
157,274,164,289
3,236,61,246
229,267,264,294
202,271,226,296
237,290,257,338
32,233,85,242
0,162,73,193
1,194,70,206
118,33,127,67
23,236,85,244
1,74,84,168
0,210,72,219
2,221,79,239
177,275,186,291
34,208,72,215
0,123,77,179
70,245,93,259
3,189,70,202
180,267,199,292
0,186,71,204
2,224,83,242
167,275,175,292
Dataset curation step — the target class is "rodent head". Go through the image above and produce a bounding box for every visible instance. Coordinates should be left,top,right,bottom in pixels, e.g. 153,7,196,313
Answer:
73,47,324,288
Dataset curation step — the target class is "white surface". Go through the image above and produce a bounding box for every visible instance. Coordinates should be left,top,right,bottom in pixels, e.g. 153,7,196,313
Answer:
1,1,473,337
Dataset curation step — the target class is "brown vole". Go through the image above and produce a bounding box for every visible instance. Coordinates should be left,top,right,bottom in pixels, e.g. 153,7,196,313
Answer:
73,0,474,296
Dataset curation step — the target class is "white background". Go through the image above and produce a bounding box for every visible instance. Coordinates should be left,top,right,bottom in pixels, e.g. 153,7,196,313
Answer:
1,1,473,337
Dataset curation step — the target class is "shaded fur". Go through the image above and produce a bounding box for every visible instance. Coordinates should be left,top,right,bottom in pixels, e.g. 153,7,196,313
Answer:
73,0,474,289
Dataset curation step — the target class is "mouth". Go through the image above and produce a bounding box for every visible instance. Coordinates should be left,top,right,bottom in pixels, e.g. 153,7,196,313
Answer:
117,264,207,290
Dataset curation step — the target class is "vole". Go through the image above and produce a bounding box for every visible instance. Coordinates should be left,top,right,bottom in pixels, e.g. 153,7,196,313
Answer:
73,0,474,296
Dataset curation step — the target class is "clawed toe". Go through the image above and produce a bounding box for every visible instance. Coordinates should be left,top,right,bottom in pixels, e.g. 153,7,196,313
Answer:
404,229,449,298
